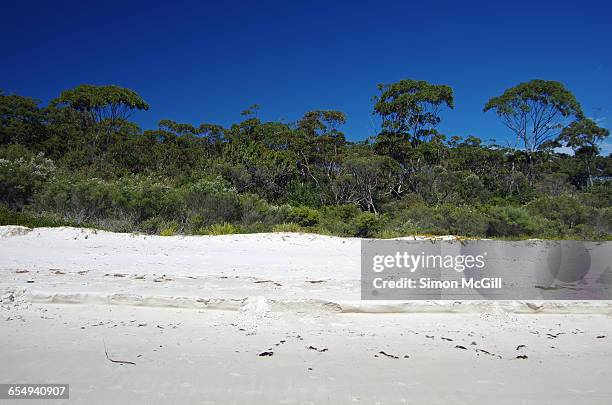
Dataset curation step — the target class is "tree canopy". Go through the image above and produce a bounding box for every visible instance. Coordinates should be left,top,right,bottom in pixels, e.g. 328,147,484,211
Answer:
373,79,454,147
0,80,610,240
559,118,610,186
484,80,583,152
51,84,149,124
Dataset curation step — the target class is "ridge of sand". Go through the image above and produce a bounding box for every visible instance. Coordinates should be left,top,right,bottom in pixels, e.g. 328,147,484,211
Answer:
2,225,611,314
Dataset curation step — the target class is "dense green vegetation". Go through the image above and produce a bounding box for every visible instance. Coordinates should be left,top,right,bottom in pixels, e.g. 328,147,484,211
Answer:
1,80,610,239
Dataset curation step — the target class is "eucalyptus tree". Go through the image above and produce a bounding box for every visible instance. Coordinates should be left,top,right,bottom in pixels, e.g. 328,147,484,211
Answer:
298,110,346,137
294,110,347,203
52,84,149,126
484,80,583,183
373,79,454,148
0,91,47,146
146,120,225,176
558,118,610,186
51,84,149,152
344,153,401,214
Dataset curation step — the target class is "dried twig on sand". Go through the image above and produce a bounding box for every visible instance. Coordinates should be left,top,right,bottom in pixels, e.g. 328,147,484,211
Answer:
306,345,328,352
103,340,136,365
377,351,399,359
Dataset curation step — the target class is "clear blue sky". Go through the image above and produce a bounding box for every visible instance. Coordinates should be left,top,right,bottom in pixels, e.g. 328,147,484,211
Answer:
2,0,611,152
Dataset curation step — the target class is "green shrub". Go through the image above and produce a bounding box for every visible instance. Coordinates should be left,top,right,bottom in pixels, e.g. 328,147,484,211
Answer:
0,205,76,228
239,194,288,226
33,174,180,225
200,222,240,235
159,224,178,236
0,145,55,208
600,207,612,234
527,195,591,229
94,217,137,234
182,178,242,226
239,221,271,234
380,204,488,237
577,183,612,209
437,205,489,236
378,203,431,236
353,212,380,237
535,173,575,196
380,194,425,213
316,205,361,236
485,205,549,237
140,216,168,234
324,204,361,220
287,206,320,227
459,173,489,203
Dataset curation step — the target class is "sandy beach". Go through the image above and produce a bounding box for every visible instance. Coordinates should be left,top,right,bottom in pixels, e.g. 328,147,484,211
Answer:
1,226,612,404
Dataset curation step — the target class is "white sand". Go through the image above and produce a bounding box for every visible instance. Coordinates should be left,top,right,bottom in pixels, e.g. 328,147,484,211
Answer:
1,226,612,404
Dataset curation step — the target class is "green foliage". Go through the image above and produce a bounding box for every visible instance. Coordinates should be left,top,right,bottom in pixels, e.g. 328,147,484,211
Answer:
374,79,454,146
298,110,346,137
382,204,489,237
183,177,243,228
0,91,47,146
484,80,583,153
0,145,55,208
526,194,610,237
485,205,550,237
220,142,298,200
353,212,380,237
140,216,171,234
0,82,609,240
287,206,320,227
0,205,75,228
558,118,610,187
200,222,240,235
579,183,612,208
34,174,180,225
159,224,179,236
316,205,362,236
560,118,610,152
343,154,400,213
484,80,582,118
239,193,288,227
51,84,149,122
